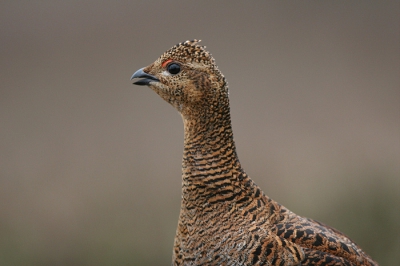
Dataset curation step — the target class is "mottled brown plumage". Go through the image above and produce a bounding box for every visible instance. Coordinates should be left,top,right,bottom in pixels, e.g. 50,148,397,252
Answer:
131,40,378,266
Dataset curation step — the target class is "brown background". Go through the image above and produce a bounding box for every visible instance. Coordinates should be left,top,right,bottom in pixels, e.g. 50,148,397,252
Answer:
1,1,399,265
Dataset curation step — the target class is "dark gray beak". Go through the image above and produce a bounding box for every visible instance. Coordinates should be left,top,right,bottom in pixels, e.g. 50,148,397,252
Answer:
131,68,160,86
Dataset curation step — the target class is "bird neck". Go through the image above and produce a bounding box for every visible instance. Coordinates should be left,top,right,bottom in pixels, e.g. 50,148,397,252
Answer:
180,94,248,206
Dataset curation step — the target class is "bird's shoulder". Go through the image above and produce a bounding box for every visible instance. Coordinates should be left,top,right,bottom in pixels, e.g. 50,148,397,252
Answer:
267,204,377,265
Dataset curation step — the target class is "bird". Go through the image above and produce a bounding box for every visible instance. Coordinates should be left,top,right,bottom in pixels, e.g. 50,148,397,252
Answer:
131,40,378,266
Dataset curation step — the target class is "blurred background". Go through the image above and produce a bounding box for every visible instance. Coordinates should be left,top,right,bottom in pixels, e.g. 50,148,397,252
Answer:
1,1,399,265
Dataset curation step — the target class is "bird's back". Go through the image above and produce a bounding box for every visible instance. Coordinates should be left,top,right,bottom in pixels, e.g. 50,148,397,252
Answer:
173,172,376,266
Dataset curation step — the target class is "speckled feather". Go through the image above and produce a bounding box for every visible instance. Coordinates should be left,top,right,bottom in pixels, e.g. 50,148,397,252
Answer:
132,40,378,266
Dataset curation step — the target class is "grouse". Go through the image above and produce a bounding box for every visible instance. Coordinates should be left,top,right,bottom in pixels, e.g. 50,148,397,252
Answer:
131,40,378,266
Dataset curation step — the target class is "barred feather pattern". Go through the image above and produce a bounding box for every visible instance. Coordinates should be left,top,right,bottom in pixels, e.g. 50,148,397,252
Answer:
132,40,378,266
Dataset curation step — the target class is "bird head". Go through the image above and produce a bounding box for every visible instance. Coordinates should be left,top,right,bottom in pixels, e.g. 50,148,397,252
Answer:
131,40,228,118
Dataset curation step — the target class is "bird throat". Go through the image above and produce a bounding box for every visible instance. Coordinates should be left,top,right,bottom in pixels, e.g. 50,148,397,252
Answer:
180,95,246,205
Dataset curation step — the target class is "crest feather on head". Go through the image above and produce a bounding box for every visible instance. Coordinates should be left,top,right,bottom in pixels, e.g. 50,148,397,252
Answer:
158,39,216,67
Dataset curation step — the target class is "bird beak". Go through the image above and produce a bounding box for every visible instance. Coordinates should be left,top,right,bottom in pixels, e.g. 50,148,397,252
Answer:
131,68,160,86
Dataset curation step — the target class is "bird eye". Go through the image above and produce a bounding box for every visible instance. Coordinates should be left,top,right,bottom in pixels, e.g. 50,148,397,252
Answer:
167,63,181,75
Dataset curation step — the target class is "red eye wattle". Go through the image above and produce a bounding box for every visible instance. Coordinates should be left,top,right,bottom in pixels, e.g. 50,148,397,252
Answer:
162,59,173,68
